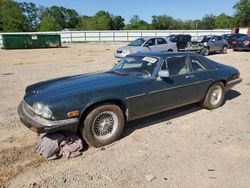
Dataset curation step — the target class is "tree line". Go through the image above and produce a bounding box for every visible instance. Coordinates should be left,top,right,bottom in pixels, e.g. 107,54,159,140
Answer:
0,0,249,32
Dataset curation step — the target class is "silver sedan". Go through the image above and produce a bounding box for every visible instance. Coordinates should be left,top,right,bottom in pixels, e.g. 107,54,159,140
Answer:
114,37,177,58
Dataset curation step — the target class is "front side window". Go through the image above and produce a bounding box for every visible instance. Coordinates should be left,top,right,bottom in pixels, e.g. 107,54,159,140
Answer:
201,36,212,42
166,56,188,76
190,56,206,72
145,39,156,46
112,56,158,77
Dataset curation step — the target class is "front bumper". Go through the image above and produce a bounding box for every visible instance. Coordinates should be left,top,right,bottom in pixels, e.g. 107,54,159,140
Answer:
17,101,79,134
226,78,243,91
114,52,125,58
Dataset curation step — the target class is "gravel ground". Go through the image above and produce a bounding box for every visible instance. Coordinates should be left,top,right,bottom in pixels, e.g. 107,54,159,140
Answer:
0,43,249,188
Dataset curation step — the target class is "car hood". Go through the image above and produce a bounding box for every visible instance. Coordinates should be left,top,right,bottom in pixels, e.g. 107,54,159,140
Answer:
117,45,140,51
24,72,145,105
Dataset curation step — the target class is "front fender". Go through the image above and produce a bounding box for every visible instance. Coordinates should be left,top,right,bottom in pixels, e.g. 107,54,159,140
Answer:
80,95,127,116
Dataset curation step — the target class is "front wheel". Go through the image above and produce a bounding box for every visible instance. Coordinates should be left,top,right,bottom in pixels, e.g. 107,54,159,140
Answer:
201,82,225,110
201,47,210,56
81,104,125,147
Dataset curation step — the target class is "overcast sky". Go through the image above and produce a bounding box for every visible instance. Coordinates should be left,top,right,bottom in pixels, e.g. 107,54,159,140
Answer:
15,0,239,23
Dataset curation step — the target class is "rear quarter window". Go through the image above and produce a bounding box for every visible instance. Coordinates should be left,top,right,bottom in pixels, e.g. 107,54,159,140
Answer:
189,56,207,72
198,56,216,70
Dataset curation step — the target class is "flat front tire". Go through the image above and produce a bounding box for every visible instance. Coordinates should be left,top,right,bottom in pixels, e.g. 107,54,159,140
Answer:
201,82,225,110
202,47,210,56
81,104,125,147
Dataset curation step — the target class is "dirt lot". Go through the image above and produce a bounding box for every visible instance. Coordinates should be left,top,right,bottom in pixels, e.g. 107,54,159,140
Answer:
0,43,249,188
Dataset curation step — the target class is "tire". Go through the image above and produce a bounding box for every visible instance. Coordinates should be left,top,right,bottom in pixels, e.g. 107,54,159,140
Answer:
202,47,210,56
221,46,228,54
81,104,125,147
167,49,173,52
201,82,225,110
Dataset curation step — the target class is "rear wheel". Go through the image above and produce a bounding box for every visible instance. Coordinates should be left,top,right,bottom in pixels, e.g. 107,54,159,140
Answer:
201,82,225,110
167,49,173,52
221,46,228,54
81,104,125,147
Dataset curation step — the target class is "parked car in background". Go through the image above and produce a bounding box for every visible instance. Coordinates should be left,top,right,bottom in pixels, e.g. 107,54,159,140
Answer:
222,33,247,48
18,51,242,147
232,36,250,51
114,37,177,58
184,35,229,56
165,34,192,51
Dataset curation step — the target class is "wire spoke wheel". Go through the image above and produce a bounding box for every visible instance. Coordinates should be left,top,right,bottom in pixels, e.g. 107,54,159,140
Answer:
92,111,118,140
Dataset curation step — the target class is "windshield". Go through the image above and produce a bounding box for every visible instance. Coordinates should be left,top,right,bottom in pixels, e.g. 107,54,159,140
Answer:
223,34,232,40
112,56,159,77
201,36,212,42
128,38,146,46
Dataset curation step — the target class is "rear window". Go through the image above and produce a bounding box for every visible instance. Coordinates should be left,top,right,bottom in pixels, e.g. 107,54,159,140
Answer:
217,36,223,40
190,56,207,72
157,38,167,45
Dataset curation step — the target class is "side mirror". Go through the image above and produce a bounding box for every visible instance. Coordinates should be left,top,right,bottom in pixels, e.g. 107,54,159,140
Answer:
157,70,169,80
144,43,150,47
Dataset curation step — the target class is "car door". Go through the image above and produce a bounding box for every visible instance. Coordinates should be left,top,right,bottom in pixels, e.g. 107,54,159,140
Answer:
143,38,157,51
144,56,201,114
216,36,224,50
156,38,168,51
209,36,218,52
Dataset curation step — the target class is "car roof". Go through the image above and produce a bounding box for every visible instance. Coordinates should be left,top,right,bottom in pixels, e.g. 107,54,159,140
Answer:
140,37,165,40
128,51,199,58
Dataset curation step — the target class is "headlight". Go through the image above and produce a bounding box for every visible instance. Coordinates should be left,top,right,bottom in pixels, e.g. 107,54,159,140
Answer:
122,49,132,55
32,102,53,119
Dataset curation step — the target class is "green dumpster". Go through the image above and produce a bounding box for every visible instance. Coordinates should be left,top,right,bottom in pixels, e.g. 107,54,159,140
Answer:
2,34,61,49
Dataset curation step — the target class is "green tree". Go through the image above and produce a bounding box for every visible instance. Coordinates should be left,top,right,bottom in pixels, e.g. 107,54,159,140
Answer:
89,11,113,30
19,2,39,31
41,6,79,30
124,15,151,30
151,15,175,30
200,14,216,29
77,15,92,30
111,15,125,30
37,15,62,31
0,0,28,32
233,0,250,27
215,13,232,28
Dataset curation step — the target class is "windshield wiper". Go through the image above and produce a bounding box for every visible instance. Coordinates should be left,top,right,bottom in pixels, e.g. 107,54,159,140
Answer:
113,70,130,76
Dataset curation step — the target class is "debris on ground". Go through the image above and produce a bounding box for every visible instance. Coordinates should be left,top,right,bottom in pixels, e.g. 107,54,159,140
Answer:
145,174,156,182
36,132,84,160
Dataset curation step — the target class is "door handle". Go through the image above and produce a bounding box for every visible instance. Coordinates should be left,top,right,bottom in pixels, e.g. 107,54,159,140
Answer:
186,75,194,79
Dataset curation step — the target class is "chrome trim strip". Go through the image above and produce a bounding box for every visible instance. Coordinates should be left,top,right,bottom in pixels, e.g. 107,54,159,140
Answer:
149,79,212,95
125,93,147,100
125,79,212,100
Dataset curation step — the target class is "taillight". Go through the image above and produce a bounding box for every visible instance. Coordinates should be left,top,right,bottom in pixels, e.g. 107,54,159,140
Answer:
244,40,250,45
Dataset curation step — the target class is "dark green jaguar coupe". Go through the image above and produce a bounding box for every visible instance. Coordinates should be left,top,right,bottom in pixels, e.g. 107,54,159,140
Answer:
18,52,242,147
